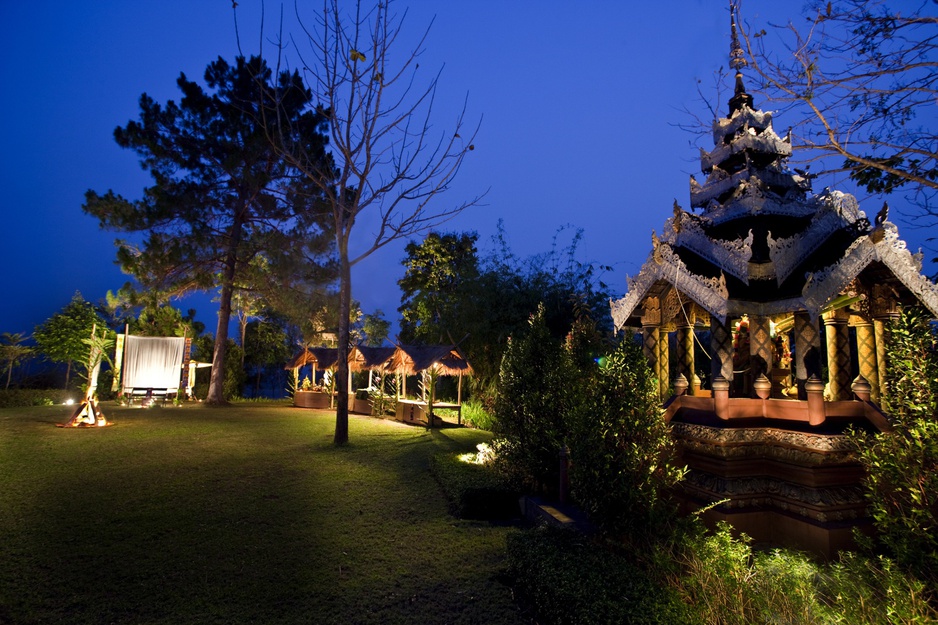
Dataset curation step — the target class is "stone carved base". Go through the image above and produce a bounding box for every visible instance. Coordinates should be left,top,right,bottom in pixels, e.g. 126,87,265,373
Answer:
671,420,868,557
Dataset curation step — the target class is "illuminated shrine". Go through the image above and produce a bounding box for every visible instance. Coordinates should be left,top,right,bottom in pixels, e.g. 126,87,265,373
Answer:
609,13,938,555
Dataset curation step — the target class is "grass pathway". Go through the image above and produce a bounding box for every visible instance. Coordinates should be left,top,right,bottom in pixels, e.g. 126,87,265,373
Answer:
0,403,526,625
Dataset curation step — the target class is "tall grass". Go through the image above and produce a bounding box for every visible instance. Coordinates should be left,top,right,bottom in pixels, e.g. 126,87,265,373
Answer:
671,523,936,624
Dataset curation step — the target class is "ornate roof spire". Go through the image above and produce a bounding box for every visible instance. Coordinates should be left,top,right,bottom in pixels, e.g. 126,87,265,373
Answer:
728,1,754,114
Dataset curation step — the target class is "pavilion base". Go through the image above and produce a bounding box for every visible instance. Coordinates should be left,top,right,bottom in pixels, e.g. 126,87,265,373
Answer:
680,497,873,559
670,412,872,559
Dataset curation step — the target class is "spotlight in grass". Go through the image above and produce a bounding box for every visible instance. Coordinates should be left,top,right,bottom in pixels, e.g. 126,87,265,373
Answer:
65,398,75,406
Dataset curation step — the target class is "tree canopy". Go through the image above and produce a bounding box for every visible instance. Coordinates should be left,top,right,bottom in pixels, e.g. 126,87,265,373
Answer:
83,55,336,404
33,292,105,389
398,225,614,397
738,0,938,226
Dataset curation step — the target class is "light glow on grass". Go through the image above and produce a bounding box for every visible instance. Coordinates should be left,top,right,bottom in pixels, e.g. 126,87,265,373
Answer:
459,442,495,465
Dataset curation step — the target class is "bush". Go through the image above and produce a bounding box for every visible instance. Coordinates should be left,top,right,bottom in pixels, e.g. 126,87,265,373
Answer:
461,399,495,430
855,307,938,582
674,523,825,624
506,525,699,625
568,338,685,540
493,304,578,494
0,388,75,408
429,451,518,520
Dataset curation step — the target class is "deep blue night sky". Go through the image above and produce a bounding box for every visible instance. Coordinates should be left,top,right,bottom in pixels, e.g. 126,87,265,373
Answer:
1,1,930,339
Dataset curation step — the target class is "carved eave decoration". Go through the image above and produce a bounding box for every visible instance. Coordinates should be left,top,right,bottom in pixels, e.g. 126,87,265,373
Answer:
768,192,861,285
712,107,774,144
701,180,817,225
661,212,753,284
699,128,792,173
611,239,730,332
801,221,938,321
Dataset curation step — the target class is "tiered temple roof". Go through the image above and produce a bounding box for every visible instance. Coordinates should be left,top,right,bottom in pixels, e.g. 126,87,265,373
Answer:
611,28,938,332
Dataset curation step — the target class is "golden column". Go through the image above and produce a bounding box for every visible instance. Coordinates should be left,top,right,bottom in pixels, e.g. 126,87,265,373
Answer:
749,315,773,396
871,283,900,405
658,325,672,399
793,312,822,400
676,305,696,396
853,317,880,402
710,316,734,386
823,308,852,401
640,296,667,401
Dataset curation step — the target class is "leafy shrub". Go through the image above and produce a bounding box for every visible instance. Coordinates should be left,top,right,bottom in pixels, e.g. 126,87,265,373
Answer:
506,525,699,625
493,304,578,494
880,306,938,419
0,388,74,408
461,399,495,430
568,338,685,540
429,451,518,520
854,307,938,582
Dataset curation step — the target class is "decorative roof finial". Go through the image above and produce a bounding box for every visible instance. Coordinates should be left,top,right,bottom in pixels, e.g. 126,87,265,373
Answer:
730,1,747,71
728,0,754,114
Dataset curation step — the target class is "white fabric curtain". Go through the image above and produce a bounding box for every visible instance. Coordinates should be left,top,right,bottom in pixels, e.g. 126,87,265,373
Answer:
122,336,186,389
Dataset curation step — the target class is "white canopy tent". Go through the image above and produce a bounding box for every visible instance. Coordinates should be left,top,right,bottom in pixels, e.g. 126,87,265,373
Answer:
120,336,187,401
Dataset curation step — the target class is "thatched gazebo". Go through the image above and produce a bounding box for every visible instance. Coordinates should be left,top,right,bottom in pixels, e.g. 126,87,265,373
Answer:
286,347,340,408
388,345,472,426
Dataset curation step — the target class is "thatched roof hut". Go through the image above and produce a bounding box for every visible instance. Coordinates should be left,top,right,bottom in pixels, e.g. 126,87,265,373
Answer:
348,346,396,372
388,345,472,377
284,347,340,370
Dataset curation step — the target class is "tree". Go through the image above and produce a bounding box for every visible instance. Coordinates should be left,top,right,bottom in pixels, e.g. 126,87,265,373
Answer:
131,305,205,338
33,293,104,389
493,305,577,495
397,225,614,397
398,232,479,344
0,333,32,390
244,317,292,397
569,339,685,541
360,310,390,347
253,0,482,443
737,0,938,224
83,55,335,404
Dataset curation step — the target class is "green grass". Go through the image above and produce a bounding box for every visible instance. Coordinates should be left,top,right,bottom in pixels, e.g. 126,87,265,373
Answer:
0,402,527,625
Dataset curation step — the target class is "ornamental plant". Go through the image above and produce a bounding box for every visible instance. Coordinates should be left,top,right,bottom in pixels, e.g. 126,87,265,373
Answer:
568,337,686,541
493,304,578,494
854,306,938,583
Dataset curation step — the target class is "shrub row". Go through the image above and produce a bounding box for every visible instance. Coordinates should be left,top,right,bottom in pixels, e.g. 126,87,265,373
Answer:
0,388,76,408
429,452,519,520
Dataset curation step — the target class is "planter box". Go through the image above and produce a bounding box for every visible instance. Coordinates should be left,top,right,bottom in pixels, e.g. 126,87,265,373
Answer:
351,398,371,414
293,390,331,409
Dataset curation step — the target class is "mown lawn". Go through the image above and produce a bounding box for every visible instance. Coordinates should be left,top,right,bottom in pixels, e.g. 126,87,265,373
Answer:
0,402,527,625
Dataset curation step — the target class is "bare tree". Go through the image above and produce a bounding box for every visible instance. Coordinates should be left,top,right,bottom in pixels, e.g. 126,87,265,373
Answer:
736,0,938,225
246,0,481,443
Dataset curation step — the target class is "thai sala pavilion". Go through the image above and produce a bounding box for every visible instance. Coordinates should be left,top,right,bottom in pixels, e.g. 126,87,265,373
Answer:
609,10,938,556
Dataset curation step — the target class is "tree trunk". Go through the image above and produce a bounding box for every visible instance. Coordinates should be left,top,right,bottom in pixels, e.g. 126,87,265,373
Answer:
240,311,247,369
334,246,352,445
5,364,11,390
206,214,245,404
64,360,71,390
207,282,235,404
